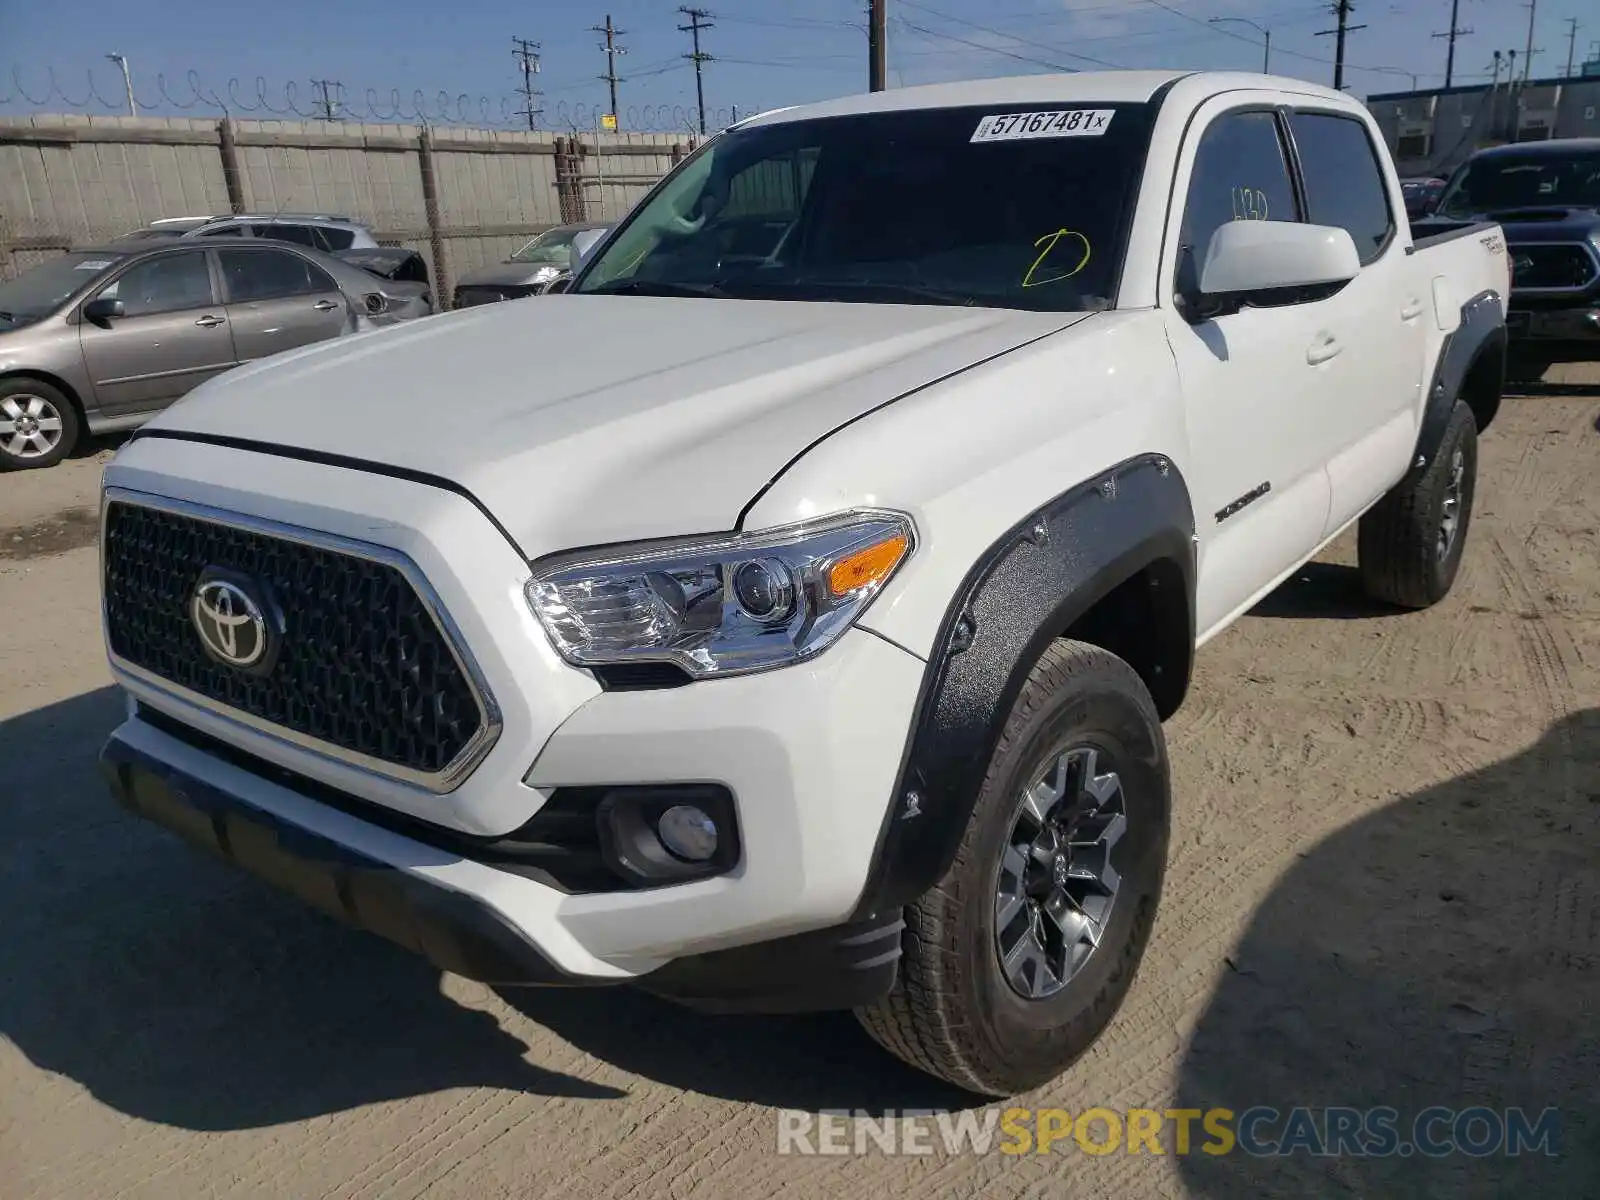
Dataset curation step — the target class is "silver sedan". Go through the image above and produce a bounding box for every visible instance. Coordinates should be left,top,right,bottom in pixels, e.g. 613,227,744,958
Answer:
0,238,432,470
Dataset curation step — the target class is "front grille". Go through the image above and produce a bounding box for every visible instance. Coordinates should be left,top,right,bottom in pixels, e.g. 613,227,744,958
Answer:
103,500,488,782
1510,243,1599,292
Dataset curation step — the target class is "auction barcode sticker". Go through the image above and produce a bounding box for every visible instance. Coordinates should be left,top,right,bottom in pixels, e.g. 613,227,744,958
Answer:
970,109,1114,142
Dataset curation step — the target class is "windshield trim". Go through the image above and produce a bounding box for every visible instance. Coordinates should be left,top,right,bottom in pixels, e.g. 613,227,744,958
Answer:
570,99,1162,311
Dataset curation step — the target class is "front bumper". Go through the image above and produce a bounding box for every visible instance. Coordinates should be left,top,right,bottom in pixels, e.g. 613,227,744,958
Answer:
1505,302,1600,360
102,698,909,1008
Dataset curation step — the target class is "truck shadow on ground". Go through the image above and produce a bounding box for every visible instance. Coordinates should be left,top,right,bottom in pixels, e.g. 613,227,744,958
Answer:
0,687,968,1133
1247,562,1397,621
1173,706,1600,1198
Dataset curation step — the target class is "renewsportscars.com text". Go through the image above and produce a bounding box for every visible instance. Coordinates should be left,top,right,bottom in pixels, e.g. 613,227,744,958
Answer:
776,1106,1562,1159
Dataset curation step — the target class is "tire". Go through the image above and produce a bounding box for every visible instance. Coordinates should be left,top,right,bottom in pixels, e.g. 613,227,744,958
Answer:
1356,398,1478,610
855,640,1171,1097
0,378,80,471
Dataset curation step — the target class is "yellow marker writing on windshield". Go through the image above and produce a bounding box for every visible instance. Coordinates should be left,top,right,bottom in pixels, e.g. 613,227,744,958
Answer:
1022,229,1091,288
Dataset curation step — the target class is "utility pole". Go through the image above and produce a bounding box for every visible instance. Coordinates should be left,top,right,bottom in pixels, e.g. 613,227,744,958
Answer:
311,79,343,120
593,15,627,121
869,0,887,91
1315,0,1367,91
1432,0,1473,88
512,37,543,130
1521,0,1537,82
1563,18,1581,77
678,7,714,136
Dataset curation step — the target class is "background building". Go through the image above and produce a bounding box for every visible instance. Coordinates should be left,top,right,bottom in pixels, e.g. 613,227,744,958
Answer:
1367,70,1600,181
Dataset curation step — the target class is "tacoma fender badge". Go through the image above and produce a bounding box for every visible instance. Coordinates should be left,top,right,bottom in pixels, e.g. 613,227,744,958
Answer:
1214,481,1271,524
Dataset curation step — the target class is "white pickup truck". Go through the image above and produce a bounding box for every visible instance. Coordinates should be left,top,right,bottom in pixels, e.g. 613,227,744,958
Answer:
97,70,1509,1097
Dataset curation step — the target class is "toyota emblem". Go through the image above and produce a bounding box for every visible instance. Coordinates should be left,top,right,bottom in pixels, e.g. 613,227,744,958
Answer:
190,572,271,669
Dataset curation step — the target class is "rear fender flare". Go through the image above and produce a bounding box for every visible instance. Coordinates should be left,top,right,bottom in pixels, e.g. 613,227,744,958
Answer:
1409,288,1505,483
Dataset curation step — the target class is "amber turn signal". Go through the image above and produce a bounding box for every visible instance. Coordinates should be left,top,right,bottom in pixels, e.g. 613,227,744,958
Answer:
827,532,910,597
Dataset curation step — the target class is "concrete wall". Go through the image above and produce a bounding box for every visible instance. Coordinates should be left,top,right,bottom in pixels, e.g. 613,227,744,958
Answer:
0,114,693,299
1366,75,1600,178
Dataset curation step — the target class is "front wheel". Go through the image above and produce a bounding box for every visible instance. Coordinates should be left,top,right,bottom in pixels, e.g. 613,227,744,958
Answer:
855,640,1171,1097
0,378,80,471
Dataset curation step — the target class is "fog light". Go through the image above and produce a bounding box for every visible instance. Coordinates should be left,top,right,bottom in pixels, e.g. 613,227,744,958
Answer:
657,804,718,861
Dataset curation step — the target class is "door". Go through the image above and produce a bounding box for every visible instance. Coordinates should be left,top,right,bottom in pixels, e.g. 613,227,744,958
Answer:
78,249,237,415
1285,109,1430,536
1160,104,1336,638
217,245,350,362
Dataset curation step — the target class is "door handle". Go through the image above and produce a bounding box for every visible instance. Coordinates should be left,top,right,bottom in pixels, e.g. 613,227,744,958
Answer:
312,300,339,311
1306,332,1342,365
1400,297,1424,321
194,314,226,328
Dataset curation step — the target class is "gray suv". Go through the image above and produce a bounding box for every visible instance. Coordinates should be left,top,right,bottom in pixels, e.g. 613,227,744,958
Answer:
0,238,431,470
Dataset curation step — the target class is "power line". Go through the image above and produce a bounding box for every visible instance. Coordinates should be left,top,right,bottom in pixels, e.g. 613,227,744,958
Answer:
512,36,542,129
678,6,714,136
899,20,1081,71
1432,0,1473,88
310,78,343,120
898,0,1125,68
592,14,627,121
1314,0,1367,91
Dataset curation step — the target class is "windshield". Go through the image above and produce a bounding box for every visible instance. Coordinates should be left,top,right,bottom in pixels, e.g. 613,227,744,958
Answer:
1437,150,1600,216
511,229,581,264
573,102,1155,310
0,251,123,329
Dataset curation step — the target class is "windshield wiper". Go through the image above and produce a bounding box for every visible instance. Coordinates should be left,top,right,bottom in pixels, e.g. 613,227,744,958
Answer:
583,279,729,298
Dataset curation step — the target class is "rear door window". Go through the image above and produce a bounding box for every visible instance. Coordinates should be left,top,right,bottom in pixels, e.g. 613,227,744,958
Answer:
219,247,336,302
1288,112,1395,264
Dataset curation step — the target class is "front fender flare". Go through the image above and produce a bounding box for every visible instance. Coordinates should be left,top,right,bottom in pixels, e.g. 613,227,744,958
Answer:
849,453,1195,921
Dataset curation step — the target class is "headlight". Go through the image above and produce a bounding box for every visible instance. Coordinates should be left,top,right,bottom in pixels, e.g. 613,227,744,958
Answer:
525,510,915,678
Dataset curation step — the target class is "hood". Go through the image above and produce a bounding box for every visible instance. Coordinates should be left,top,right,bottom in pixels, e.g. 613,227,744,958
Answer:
146,295,1084,558
454,261,565,289
1429,206,1600,243
1493,207,1600,244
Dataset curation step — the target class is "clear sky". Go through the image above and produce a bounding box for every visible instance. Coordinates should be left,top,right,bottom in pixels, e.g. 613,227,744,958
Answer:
2,0,1594,130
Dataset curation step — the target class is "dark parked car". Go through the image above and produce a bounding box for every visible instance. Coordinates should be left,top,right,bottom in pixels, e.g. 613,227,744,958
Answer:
1400,176,1446,220
0,238,432,470
1420,139,1600,380
452,222,610,307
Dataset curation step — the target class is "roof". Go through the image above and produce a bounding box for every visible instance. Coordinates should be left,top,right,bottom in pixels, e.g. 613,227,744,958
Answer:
199,212,360,226
742,71,1187,128
736,70,1355,129
1468,137,1600,159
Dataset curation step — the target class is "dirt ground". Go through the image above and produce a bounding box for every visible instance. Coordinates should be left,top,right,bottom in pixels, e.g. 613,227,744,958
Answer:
3,376,1597,1199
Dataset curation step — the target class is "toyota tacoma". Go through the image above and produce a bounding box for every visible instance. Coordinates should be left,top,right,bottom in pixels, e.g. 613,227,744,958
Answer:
97,71,1509,1097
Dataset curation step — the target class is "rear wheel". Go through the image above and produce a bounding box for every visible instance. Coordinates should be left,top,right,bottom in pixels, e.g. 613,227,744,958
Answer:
0,379,79,471
1357,398,1478,610
855,640,1170,1097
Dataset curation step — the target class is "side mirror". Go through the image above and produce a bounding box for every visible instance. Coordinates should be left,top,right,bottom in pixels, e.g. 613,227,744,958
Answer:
568,228,607,275
1199,220,1361,300
82,296,126,325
